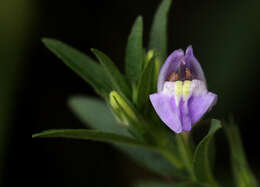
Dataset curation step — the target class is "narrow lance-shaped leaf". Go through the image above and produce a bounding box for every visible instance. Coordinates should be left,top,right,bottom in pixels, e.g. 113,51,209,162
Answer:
112,93,148,142
68,96,130,137
224,120,258,187
91,49,132,99
107,95,186,177
193,119,221,187
119,145,187,179
33,128,186,179
68,95,186,178
125,16,143,82
136,56,156,113
149,0,172,60
32,129,149,148
42,38,112,97
33,128,185,178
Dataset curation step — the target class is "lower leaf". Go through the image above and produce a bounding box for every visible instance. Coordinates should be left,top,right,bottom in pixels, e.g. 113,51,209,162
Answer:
32,129,148,148
224,119,258,187
193,119,222,186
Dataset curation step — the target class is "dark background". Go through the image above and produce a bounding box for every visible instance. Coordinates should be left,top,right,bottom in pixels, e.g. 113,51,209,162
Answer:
0,0,260,186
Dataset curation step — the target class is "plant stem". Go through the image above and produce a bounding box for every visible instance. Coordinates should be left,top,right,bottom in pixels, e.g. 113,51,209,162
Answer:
176,133,196,181
161,149,184,169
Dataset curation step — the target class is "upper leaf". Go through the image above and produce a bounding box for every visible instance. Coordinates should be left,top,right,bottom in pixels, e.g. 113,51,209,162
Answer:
136,56,156,113
69,95,185,178
32,128,185,178
32,129,148,148
224,120,258,187
149,0,172,60
69,96,130,136
125,16,143,82
42,38,112,97
193,119,221,186
91,49,132,99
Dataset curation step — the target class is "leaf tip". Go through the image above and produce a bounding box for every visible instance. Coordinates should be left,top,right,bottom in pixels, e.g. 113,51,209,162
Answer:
32,133,41,138
211,119,222,130
90,48,97,53
136,15,143,23
90,48,101,57
67,95,84,111
41,37,49,43
41,37,54,45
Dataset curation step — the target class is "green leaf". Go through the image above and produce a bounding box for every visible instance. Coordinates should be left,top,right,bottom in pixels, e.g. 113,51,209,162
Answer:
68,96,130,136
119,144,186,179
91,49,131,98
125,16,143,82
193,119,222,186
149,0,172,60
69,95,185,178
69,95,144,141
42,38,112,97
32,128,185,179
111,92,148,142
224,120,258,187
32,129,148,148
136,56,156,112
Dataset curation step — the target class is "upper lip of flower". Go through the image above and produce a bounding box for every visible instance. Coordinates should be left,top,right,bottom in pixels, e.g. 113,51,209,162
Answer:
149,46,217,133
157,45,206,92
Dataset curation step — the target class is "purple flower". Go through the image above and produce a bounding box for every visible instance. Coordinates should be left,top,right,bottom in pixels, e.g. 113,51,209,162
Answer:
149,46,217,133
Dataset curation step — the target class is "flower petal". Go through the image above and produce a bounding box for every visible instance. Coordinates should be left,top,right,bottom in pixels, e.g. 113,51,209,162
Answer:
149,93,182,133
180,100,192,131
157,49,184,92
188,92,217,124
185,46,206,84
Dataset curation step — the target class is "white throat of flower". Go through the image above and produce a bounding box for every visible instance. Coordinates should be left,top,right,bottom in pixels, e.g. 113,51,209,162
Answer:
162,80,207,106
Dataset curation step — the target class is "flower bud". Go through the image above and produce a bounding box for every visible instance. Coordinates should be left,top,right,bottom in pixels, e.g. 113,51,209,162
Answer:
109,91,137,125
146,50,155,63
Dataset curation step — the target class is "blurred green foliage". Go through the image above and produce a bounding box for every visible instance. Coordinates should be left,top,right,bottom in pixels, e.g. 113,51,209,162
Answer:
1,0,259,186
33,0,259,186
0,0,32,184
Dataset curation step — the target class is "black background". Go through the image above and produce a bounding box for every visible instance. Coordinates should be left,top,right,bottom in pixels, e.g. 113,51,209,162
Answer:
1,0,260,186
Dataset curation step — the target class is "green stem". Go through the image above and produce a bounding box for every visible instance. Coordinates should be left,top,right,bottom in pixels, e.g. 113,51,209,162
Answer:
161,149,184,169
176,133,196,180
